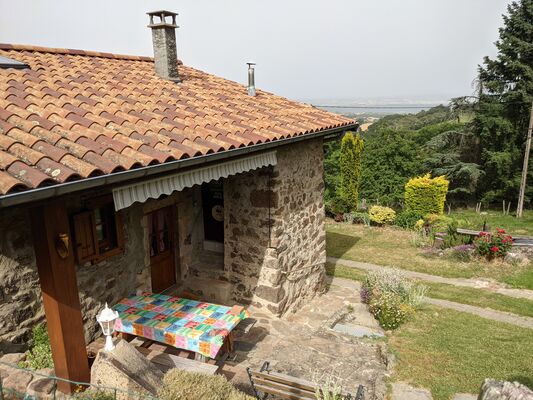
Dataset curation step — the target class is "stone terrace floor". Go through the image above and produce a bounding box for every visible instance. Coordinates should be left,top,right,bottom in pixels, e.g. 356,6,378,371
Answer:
221,277,390,399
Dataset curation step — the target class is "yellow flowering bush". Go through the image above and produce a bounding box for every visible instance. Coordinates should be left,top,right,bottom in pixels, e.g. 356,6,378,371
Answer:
368,205,396,225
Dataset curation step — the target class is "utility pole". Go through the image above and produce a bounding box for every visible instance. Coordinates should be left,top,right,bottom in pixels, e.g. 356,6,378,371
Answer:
516,101,533,218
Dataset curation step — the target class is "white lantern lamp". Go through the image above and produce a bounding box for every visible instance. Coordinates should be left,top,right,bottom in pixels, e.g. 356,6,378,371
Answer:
96,303,119,351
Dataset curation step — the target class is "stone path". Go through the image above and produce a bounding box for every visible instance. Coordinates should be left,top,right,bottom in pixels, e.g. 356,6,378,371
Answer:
224,277,390,400
328,261,533,329
327,256,533,301
391,382,476,400
426,298,533,329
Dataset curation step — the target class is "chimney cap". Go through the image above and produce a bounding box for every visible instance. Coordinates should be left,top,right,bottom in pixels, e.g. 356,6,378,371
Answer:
147,10,178,28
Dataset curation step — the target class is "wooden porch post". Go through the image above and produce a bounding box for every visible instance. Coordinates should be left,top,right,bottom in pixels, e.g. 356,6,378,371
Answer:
30,200,90,393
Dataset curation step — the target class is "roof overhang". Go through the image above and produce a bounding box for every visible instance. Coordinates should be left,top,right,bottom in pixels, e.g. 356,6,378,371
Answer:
0,123,357,209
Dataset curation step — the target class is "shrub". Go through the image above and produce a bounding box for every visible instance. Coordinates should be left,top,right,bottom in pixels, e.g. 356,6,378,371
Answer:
369,292,414,330
474,229,513,259
339,132,364,211
360,269,427,330
448,244,475,262
368,205,396,225
395,209,424,229
313,372,344,400
158,368,254,400
22,324,54,370
325,196,351,218
343,211,370,226
405,174,449,215
74,390,117,400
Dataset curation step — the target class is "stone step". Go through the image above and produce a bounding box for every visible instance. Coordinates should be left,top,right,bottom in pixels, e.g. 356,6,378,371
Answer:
182,277,232,305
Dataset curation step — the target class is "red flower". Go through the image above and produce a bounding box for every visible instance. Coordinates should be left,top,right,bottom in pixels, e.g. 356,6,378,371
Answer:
490,246,499,252
496,228,506,234
479,232,487,237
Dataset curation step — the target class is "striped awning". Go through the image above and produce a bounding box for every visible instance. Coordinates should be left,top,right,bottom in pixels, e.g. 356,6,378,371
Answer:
112,151,277,210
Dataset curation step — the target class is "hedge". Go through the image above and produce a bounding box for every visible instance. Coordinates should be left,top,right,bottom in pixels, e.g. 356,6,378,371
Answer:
405,174,449,215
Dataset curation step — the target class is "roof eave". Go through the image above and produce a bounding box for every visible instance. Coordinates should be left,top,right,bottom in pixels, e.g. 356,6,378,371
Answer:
0,124,357,209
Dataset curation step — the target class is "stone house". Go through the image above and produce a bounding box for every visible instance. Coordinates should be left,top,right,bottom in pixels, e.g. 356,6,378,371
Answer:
0,11,356,390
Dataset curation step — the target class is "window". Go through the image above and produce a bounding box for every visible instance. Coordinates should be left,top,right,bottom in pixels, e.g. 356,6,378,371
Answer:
72,196,124,264
148,207,172,258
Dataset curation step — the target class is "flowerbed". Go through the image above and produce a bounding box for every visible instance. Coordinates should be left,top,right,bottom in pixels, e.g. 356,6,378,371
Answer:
360,269,427,330
474,229,513,259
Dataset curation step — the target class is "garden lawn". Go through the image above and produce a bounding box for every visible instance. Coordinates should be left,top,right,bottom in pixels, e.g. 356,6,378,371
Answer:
388,306,533,400
450,209,533,236
326,263,533,319
326,221,533,287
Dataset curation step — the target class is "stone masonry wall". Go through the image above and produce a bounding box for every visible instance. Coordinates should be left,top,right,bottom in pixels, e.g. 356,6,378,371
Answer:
0,207,44,352
225,138,327,315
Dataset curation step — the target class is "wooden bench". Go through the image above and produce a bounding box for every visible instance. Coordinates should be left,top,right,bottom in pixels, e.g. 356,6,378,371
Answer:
246,362,364,400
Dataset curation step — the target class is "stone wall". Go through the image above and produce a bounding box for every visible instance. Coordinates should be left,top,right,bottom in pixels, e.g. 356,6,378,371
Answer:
225,138,327,315
0,207,44,351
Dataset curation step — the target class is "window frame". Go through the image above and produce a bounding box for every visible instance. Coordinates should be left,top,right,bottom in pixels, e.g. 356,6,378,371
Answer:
73,195,124,264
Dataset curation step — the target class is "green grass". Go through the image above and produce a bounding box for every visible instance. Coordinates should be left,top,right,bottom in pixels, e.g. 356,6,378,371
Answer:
450,209,533,236
388,306,533,400
326,263,533,318
503,269,533,290
326,222,533,286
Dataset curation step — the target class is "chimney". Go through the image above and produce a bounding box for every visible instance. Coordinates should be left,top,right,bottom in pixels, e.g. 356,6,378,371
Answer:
247,62,256,96
147,10,179,82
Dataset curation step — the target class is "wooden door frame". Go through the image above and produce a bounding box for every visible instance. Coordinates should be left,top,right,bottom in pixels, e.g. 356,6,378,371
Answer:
146,205,179,292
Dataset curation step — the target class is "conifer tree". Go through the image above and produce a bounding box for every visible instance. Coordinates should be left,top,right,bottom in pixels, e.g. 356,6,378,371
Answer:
475,0,533,205
339,132,364,211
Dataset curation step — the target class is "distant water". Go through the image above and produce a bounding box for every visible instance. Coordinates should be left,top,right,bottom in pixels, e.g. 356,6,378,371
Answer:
317,104,438,116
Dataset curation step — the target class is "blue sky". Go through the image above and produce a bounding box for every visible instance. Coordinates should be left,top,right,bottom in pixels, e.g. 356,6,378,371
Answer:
0,0,511,102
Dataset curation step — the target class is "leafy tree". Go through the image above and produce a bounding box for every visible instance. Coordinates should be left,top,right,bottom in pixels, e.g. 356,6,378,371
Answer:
339,132,364,210
474,0,533,205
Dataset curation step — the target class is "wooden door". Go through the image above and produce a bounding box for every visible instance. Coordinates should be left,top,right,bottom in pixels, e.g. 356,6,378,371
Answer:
148,206,176,293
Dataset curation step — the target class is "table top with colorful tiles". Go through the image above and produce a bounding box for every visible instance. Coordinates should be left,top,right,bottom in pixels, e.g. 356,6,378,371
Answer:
113,293,249,358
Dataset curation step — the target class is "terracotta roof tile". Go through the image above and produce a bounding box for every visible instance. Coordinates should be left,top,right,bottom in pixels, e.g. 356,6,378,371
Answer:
0,43,355,195
7,160,55,188
0,170,27,193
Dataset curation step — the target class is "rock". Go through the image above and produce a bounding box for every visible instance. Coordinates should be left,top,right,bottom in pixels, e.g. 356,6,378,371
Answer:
332,323,385,338
0,353,26,378
452,394,477,400
0,352,26,365
2,369,34,394
27,376,56,397
504,252,530,266
392,382,433,400
91,339,164,399
479,379,533,400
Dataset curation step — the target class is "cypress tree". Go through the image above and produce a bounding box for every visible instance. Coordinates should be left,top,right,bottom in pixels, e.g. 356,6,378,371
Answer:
339,132,364,211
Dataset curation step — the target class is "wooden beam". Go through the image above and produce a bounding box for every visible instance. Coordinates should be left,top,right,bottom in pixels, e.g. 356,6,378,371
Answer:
30,200,90,393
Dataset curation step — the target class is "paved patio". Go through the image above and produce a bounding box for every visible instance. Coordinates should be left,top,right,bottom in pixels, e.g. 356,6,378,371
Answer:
222,277,390,399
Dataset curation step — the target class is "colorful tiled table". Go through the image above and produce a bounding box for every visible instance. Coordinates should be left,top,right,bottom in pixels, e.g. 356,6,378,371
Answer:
113,293,249,359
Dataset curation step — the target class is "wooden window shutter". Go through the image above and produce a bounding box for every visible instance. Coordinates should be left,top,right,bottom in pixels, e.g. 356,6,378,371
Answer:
73,211,97,263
